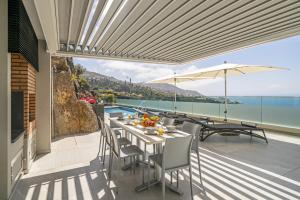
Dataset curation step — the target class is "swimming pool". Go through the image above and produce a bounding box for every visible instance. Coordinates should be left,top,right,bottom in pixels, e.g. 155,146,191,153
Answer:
104,106,138,116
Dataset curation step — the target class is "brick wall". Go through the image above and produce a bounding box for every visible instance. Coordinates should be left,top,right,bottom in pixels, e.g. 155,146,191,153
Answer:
11,53,37,137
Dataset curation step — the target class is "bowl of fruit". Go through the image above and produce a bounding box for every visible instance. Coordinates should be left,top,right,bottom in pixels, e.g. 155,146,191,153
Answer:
140,114,160,127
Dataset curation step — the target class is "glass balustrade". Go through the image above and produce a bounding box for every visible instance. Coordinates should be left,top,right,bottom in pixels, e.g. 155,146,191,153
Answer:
116,97,300,129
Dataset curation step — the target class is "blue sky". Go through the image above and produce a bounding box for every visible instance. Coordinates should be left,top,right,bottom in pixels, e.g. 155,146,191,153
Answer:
74,35,300,96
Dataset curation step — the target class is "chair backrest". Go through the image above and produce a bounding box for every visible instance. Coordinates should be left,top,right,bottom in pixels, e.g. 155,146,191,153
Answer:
109,112,123,128
104,123,120,156
163,135,193,170
104,123,111,144
182,121,201,137
98,116,106,137
162,117,175,126
182,121,202,149
92,104,104,119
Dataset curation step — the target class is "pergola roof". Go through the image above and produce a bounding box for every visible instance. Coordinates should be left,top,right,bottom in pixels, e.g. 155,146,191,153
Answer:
29,0,300,64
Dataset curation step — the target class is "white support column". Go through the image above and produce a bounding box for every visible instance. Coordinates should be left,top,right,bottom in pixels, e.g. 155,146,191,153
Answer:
0,0,10,198
36,40,52,153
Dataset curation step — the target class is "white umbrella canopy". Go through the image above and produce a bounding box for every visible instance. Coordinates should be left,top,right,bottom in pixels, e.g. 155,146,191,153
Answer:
148,63,288,119
174,63,286,79
148,73,209,112
149,74,209,84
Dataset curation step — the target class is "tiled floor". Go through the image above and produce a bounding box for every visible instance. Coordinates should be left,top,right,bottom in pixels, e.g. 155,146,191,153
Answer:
11,130,300,200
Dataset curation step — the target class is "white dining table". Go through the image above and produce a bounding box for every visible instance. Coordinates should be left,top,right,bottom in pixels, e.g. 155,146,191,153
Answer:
109,117,189,194
109,118,190,145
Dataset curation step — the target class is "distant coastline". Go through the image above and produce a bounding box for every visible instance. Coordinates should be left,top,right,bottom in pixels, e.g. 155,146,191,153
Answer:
222,96,300,107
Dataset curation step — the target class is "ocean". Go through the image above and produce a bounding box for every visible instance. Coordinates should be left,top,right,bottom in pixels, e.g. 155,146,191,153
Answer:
226,96,300,107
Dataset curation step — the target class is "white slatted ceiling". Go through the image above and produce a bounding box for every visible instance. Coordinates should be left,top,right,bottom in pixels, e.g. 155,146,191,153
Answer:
56,0,300,64
159,1,300,61
153,1,300,61
100,0,155,53
90,0,127,53
58,0,71,43
81,0,107,50
69,0,89,44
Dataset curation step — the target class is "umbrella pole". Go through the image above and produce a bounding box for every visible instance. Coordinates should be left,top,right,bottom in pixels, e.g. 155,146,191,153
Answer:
174,76,177,113
224,69,228,121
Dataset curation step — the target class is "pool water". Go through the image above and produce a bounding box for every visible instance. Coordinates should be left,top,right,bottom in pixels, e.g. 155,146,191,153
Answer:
105,106,138,116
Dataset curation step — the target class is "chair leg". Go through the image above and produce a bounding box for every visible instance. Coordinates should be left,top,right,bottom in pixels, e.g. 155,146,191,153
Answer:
189,166,194,200
102,141,107,165
176,170,179,188
108,150,113,188
97,133,103,157
262,130,268,143
142,143,147,184
147,158,151,189
170,172,173,184
133,156,136,174
196,150,202,183
153,144,156,180
108,149,113,179
162,169,165,200
115,157,120,194
101,135,105,160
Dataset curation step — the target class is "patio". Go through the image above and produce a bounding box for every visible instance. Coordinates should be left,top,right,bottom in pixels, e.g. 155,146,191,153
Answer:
2,0,300,198
11,129,300,200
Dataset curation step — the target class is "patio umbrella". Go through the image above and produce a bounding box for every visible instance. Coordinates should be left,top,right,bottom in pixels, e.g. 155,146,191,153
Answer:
148,73,208,113
149,63,287,120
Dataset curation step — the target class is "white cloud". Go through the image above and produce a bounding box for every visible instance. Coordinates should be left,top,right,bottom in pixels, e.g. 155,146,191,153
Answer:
74,57,228,95
267,84,282,89
75,58,200,83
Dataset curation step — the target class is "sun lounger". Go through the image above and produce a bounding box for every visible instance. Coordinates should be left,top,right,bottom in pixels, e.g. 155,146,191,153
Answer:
160,112,214,126
197,121,268,143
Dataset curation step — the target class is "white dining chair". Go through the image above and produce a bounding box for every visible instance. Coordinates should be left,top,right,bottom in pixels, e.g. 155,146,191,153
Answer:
148,135,194,200
96,115,105,159
161,117,175,126
182,121,203,183
101,120,131,166
106,123,144,192
109,112,124,137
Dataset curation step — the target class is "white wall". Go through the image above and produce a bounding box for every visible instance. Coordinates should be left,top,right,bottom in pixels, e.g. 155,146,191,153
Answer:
0,0,10,198
0,3,52,199
36,40,52,153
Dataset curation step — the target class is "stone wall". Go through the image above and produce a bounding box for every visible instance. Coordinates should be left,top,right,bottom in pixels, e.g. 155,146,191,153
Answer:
52,57,98,137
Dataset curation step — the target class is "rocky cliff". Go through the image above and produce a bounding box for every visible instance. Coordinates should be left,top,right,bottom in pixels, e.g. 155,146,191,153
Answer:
52,57,98,137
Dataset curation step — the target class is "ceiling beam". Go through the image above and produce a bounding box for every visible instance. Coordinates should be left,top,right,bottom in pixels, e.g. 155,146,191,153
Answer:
66,0,74,51
34,0,59,52
54,51,177,64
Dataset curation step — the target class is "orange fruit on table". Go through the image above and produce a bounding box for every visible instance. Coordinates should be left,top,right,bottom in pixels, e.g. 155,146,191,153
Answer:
143,113,149,119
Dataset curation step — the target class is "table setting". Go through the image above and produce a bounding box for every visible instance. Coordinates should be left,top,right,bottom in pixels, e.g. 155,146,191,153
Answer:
117,113,178,136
